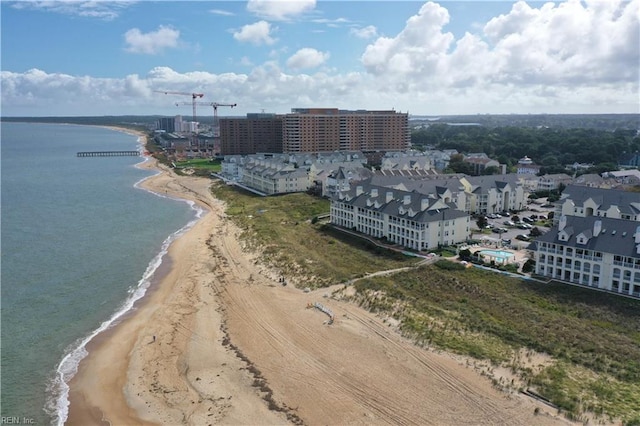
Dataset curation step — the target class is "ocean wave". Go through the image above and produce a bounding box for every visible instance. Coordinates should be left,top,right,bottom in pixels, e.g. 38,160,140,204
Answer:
45,154,205,425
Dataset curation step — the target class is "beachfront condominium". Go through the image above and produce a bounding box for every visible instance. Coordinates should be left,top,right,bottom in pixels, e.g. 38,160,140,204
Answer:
330,182,471,251
219,113,283,155
283,108,410,153
219,108,410,155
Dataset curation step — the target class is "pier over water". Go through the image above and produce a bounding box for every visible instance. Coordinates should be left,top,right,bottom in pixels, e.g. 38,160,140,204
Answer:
77,151,139,157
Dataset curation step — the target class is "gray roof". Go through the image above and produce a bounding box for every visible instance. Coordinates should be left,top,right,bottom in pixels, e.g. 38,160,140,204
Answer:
534,215,640,258
464,174,521,193
560,185,640,215
335,182,469,224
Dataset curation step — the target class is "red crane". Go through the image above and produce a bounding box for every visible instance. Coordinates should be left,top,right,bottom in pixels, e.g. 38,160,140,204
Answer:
176,101,237,138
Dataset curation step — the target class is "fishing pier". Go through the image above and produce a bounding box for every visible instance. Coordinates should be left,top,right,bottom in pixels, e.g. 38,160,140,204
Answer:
77,151,140,157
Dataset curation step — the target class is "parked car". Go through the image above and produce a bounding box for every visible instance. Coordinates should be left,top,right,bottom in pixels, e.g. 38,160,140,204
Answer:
515,234,531,241
504,220,516,226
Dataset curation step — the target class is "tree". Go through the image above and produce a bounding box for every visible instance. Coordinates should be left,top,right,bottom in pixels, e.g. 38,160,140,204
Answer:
511,215,520,223
476,216,488,229
530,227,542,237
446,154,475,175
458,248,472,261
522,259,535,273
483,165,500,175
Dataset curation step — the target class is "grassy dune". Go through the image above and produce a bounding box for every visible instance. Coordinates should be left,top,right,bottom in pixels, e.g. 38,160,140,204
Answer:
211,184,418,287
211,183,640,424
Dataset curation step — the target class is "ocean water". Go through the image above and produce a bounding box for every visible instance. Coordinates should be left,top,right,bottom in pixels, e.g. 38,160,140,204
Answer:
1,122,201,424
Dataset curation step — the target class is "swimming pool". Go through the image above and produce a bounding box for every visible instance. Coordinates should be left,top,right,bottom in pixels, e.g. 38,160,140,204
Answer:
477,249,515,264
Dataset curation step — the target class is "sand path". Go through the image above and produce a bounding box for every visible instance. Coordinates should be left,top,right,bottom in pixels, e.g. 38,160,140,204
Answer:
67,154,572,425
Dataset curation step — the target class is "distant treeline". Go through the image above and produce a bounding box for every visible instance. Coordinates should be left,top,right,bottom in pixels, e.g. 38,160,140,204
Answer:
1,115,160,130
412,124,640,174
411,114,639,131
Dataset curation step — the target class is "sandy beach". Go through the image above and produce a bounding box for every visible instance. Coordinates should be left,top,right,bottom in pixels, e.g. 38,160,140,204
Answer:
66,134,574,425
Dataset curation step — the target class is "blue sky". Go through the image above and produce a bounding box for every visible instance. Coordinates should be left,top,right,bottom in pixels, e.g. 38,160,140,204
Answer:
1,1,638,117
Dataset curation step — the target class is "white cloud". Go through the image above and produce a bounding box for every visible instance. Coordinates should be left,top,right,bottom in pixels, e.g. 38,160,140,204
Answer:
312,17,350,26
2,1,638,116
286,48,330,70
124,26,181,55
10,1,133,20
233,21,277,45
209,9,234,16
240,56,254,67
360,0,639,100
247,0,316,21
2,60,638,118
361,2,454,76
350,25,378,39
482,0,640,85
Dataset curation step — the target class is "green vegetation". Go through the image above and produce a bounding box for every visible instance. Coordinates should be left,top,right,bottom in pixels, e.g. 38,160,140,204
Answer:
210,183,418,287
412,124,640,174
351,263,640,423
174,158,222,175
211,183,640,423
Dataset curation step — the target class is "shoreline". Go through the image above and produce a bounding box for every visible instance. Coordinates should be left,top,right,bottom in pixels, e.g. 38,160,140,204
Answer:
65,127,573,425
66,130,287,425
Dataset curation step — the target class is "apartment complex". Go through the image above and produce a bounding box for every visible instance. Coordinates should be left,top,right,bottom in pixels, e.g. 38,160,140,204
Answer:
529,185,640,299
219,152,370,196
219,113,283,155
220,108,409,155
283,108,410,153
330,183,471,251
368,174,528,216
531,216,640,298
553,185,640,224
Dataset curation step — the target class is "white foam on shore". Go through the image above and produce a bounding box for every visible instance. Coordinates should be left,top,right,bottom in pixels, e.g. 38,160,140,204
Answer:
46,148,206,425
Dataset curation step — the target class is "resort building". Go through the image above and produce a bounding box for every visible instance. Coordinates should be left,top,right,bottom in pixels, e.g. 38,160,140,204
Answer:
220,108,409,155
530,215,640,299
330,183,471,251
516,156,541,175
462,153,504,175
241,161,309,195
282,108,410,153
219,152,371,196
536,173,573,192
380,151,433,172
219,113,283,155
553,185,640,225
365,174,528,216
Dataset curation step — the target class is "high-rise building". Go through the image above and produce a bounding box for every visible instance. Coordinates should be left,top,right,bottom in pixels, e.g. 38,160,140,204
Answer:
219,113,283,155
156,117,176,133
219,108,410,155
283,108,410,153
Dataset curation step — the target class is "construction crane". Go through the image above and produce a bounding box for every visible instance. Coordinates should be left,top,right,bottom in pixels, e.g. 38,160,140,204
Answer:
155,91,204,147
176,101,237,138
155,91,204,123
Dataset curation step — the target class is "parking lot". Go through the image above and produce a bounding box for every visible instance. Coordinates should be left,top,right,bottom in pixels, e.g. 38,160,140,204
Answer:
471,201,556,250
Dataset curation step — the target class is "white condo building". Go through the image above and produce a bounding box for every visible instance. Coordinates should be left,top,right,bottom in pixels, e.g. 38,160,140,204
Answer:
331,183,471,251
531,215,640,299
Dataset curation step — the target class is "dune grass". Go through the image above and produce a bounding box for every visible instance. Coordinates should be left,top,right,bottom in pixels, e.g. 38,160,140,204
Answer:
353,261,640,423
210,183,640,424
210,183,418,287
